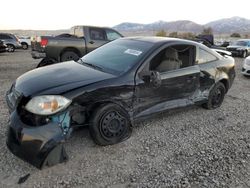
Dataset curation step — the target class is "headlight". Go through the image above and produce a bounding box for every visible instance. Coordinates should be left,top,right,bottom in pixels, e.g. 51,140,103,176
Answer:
25,95,71,115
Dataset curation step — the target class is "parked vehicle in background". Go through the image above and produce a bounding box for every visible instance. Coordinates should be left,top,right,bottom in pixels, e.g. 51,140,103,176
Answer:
0,33,22,52
31,26,123,67
6,37,235,168
0,40,7,53
226,39,250,58
242,56,250,76
18,36,31,50
193,34,228,51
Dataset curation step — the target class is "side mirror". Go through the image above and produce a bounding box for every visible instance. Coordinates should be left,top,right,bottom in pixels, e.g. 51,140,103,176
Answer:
141,71,161,87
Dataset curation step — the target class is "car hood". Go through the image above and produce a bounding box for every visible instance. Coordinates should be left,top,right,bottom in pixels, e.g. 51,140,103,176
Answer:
227,45,247,49
15,61,115,96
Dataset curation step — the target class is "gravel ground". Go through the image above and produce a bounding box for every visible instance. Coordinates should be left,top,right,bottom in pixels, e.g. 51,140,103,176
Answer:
0,50,250,188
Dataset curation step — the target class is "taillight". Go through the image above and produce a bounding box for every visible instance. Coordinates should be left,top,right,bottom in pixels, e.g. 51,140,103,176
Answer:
40,38,48,48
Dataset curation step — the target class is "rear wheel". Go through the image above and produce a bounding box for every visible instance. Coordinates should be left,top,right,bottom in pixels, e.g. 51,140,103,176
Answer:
7,44,15,52
61,51,79,62
202,82,226,109
89,104,132,146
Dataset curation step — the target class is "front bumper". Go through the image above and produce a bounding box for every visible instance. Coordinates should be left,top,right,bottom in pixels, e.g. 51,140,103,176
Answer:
31,51,46,59
242,64,250,76
6,110,68,169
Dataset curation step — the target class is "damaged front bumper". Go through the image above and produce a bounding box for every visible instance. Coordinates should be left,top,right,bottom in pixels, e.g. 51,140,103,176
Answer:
6,110,69,169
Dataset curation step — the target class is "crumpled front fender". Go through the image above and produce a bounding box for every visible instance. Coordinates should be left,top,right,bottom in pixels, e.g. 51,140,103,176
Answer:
6,110,68,169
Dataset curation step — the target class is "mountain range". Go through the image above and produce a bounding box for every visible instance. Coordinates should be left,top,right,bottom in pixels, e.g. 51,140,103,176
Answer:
114,17,250,35
1,17,250,37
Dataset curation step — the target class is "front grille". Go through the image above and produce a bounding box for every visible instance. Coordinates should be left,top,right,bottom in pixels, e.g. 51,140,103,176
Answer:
247,70,250,74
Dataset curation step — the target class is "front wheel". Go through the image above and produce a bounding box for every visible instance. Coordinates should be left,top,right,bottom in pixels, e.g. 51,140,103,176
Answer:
89,104,132,146
202,82,226,110
21,42,28,50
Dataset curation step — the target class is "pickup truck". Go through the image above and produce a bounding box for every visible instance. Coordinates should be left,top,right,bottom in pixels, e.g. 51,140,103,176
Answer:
31,26,123,67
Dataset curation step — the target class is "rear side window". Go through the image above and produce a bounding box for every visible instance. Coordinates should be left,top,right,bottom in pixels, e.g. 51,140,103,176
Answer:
90,28,106,41
0,34,12,39
105,29,122,41
198,48,217,64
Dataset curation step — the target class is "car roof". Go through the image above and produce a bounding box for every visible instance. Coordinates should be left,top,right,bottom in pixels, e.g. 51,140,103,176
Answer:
121,36,222,59
122,36,200,46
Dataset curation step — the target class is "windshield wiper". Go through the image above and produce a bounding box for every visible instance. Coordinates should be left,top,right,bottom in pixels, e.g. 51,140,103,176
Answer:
78,59,103,71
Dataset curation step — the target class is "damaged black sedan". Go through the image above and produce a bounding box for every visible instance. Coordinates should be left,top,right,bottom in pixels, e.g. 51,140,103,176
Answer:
6,37,235,169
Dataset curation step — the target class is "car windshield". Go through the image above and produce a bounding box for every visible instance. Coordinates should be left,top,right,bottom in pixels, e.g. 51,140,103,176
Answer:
79,39,154,75
234,41,248,46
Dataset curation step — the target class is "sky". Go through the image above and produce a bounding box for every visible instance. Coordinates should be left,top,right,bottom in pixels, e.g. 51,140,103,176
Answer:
1,0,250,30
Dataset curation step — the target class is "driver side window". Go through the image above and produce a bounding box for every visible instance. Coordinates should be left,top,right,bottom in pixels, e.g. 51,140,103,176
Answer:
150,45,196,73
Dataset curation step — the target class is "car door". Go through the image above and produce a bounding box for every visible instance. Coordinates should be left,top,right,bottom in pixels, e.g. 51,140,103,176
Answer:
87,27,109,52
133,44,200,118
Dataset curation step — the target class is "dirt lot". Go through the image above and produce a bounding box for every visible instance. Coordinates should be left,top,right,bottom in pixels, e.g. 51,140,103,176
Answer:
0,50,250,188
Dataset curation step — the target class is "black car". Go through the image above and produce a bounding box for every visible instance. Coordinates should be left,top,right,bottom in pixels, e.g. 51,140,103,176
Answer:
6,37,235,169
226,39,250,58
0,40,7,53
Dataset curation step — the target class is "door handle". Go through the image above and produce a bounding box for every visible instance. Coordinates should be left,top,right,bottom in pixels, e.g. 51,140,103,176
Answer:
89,41,95,44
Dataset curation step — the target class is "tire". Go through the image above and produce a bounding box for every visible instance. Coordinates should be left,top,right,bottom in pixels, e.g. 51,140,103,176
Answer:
202,82,226,110
89,104,132,146
242,51,247,58
37,58,57,68
21,42,28,50
243,74,250,78
61,51,79,62
7,44,15,52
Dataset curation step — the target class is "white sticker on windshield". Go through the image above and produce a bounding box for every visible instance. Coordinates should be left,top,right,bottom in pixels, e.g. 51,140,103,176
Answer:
124,49,142,56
